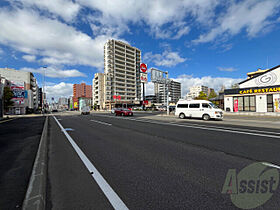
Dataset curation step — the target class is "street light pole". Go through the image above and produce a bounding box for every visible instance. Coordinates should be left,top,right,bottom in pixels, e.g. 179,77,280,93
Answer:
42,67,46,114
166,72,169,116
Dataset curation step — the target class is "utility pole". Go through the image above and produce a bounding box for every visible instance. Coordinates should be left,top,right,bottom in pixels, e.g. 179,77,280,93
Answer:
42,67,46,115
166,72,169,116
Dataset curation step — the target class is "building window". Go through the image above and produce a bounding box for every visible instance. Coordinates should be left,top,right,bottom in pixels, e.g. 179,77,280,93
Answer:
233,96,256,112
267,94,273,112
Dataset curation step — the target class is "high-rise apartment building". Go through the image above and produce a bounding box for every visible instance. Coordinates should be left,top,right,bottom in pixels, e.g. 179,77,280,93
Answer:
92,73,105,109
73,83,92,98
186,85,210,99
73,83,92,109
104,39,141,109
154,80,181,104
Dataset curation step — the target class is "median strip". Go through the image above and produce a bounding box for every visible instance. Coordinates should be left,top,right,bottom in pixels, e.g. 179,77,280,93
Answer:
98,115,280,139
22,116,48,210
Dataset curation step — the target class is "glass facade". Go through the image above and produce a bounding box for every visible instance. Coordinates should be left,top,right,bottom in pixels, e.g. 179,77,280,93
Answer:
233,96,256,112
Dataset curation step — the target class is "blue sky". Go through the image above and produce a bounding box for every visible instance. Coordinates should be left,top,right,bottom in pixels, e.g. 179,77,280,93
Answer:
0,0,280,100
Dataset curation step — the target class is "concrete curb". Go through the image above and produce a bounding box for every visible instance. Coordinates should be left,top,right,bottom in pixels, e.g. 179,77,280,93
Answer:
22,116,49,210
224,112,280,117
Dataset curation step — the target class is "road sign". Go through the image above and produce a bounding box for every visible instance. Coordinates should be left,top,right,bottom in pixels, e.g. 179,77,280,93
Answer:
151,68,165,83
140,73,148,83
140,63,147,73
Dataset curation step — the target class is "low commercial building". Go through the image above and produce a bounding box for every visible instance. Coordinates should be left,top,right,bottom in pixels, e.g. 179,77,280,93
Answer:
224,65,280,112
58,97,68,110
0,75,4,119
0,68,39,114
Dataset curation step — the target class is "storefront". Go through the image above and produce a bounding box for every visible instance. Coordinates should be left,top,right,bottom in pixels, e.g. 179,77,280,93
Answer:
224,65,280,113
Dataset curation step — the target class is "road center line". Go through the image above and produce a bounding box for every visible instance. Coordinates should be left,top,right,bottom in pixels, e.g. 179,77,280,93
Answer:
97,115,280,139
90,119,112,126
53,116,128,210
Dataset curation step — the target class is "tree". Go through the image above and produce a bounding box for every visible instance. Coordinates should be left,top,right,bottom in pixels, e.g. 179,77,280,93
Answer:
231,83,239,89
4,87,14,110
195,91,208,100
208,90,217,99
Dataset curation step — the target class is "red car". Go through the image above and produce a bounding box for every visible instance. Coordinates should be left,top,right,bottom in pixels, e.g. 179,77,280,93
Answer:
115,108,133,116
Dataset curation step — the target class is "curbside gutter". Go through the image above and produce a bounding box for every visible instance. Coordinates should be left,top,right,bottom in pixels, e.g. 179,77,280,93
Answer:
22,116,49,210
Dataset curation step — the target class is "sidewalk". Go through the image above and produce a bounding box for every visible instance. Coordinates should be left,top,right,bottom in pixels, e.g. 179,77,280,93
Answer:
224,112,280,117
139,113,280,129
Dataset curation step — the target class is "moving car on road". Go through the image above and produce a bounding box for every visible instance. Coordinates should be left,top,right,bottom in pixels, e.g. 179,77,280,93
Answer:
175,100,223,120
81,106,90,115
111,108,119,114
115,108,133,116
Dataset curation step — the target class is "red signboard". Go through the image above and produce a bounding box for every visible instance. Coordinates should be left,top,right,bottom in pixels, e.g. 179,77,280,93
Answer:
143,100,148,105
140,63,147,73
113,95,121,100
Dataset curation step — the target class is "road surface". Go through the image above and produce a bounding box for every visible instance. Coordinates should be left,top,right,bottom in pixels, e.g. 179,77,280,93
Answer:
47,112,280,209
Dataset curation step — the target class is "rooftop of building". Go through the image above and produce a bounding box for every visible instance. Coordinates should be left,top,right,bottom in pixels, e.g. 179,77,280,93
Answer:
106,39,141,51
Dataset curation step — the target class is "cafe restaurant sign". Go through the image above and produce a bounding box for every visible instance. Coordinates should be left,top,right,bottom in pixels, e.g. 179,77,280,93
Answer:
224,85,280,95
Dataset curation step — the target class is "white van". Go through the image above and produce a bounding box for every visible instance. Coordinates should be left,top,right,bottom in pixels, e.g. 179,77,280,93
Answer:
175,100,223,120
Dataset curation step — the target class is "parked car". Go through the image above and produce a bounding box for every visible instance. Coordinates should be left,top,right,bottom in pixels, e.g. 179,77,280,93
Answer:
81,106,90,115
115,108,133,116
175,100,223,120
158,106,167,111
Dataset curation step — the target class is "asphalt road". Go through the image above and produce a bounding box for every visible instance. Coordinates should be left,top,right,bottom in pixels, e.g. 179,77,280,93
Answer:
47,113,280,209
0,117,45,210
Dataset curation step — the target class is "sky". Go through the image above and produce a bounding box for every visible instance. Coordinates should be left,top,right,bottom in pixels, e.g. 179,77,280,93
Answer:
0,0,280,100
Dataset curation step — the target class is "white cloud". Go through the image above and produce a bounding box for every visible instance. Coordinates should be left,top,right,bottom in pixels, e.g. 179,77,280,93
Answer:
193,0,280,43
218,67,237,72
11,0,80,22
152,22,190,39
0,8,115,69
22,54,36,62
144,50,186,67
20,67,86,78
45,82,73,101
78,0,219,39
145,82,154,95
173,75,244,97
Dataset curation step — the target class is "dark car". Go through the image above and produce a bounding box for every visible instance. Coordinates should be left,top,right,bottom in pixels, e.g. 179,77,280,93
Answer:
115,108,133,116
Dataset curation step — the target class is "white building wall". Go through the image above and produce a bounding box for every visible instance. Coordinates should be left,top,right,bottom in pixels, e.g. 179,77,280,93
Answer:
256,95,267,112
224,96,233,112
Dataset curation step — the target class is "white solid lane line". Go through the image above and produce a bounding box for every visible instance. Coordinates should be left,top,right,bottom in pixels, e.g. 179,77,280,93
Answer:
53,116,128,210
96,115,280,139
90,119,112,126
262,162,280,169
